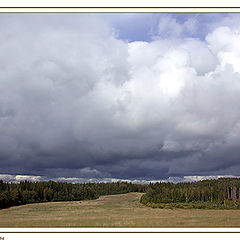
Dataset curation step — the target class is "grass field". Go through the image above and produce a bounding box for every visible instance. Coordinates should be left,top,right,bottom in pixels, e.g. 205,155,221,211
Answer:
1,192,240,227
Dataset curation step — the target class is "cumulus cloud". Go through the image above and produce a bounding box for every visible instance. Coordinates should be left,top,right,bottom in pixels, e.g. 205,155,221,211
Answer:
1,173,239,184
1,13,240,181
157,15,197,38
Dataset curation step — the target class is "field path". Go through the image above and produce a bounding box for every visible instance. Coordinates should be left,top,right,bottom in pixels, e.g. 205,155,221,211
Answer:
1,192,240,227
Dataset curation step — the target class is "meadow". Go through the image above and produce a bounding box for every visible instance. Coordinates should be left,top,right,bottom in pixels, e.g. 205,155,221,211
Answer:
1,192,240,227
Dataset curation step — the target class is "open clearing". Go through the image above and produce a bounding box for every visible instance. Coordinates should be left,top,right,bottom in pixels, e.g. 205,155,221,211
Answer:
1,192,240,227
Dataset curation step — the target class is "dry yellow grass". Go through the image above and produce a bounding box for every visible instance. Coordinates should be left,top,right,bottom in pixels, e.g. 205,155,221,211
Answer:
1,192,240,227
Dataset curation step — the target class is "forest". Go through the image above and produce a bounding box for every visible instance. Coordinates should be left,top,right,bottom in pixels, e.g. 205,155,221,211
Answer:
140,178,240,209
2,177,240,210
0,180,146,209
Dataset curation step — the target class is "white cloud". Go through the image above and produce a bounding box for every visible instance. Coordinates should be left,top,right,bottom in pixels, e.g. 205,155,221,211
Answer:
1,173,239,184
1,14,240,179
157,15,197,39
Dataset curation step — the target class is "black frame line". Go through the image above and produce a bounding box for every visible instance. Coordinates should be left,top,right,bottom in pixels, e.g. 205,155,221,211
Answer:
0,7,240,8
0,231,240,233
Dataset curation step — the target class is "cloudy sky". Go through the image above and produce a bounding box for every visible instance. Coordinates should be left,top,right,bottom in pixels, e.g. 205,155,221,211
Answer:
1,12,240,183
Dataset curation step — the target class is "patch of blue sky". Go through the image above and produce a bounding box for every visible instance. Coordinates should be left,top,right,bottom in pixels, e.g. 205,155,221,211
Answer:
98,13,236,42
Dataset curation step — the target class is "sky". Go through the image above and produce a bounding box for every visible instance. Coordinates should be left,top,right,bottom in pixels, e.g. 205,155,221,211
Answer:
1,13,240,183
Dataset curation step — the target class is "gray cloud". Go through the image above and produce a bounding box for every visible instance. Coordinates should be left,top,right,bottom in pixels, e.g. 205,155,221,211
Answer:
0,13,240,181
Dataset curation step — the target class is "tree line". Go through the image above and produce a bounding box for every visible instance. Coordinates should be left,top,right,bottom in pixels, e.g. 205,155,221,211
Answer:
0,180,146,209
140,178,240,209
2,177,240,210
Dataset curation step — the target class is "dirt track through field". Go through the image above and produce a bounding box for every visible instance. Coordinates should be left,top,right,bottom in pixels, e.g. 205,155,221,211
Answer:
1,192,240,227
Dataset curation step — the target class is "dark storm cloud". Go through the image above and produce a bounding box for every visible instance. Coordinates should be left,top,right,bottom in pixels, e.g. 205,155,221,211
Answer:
1,13,240,181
